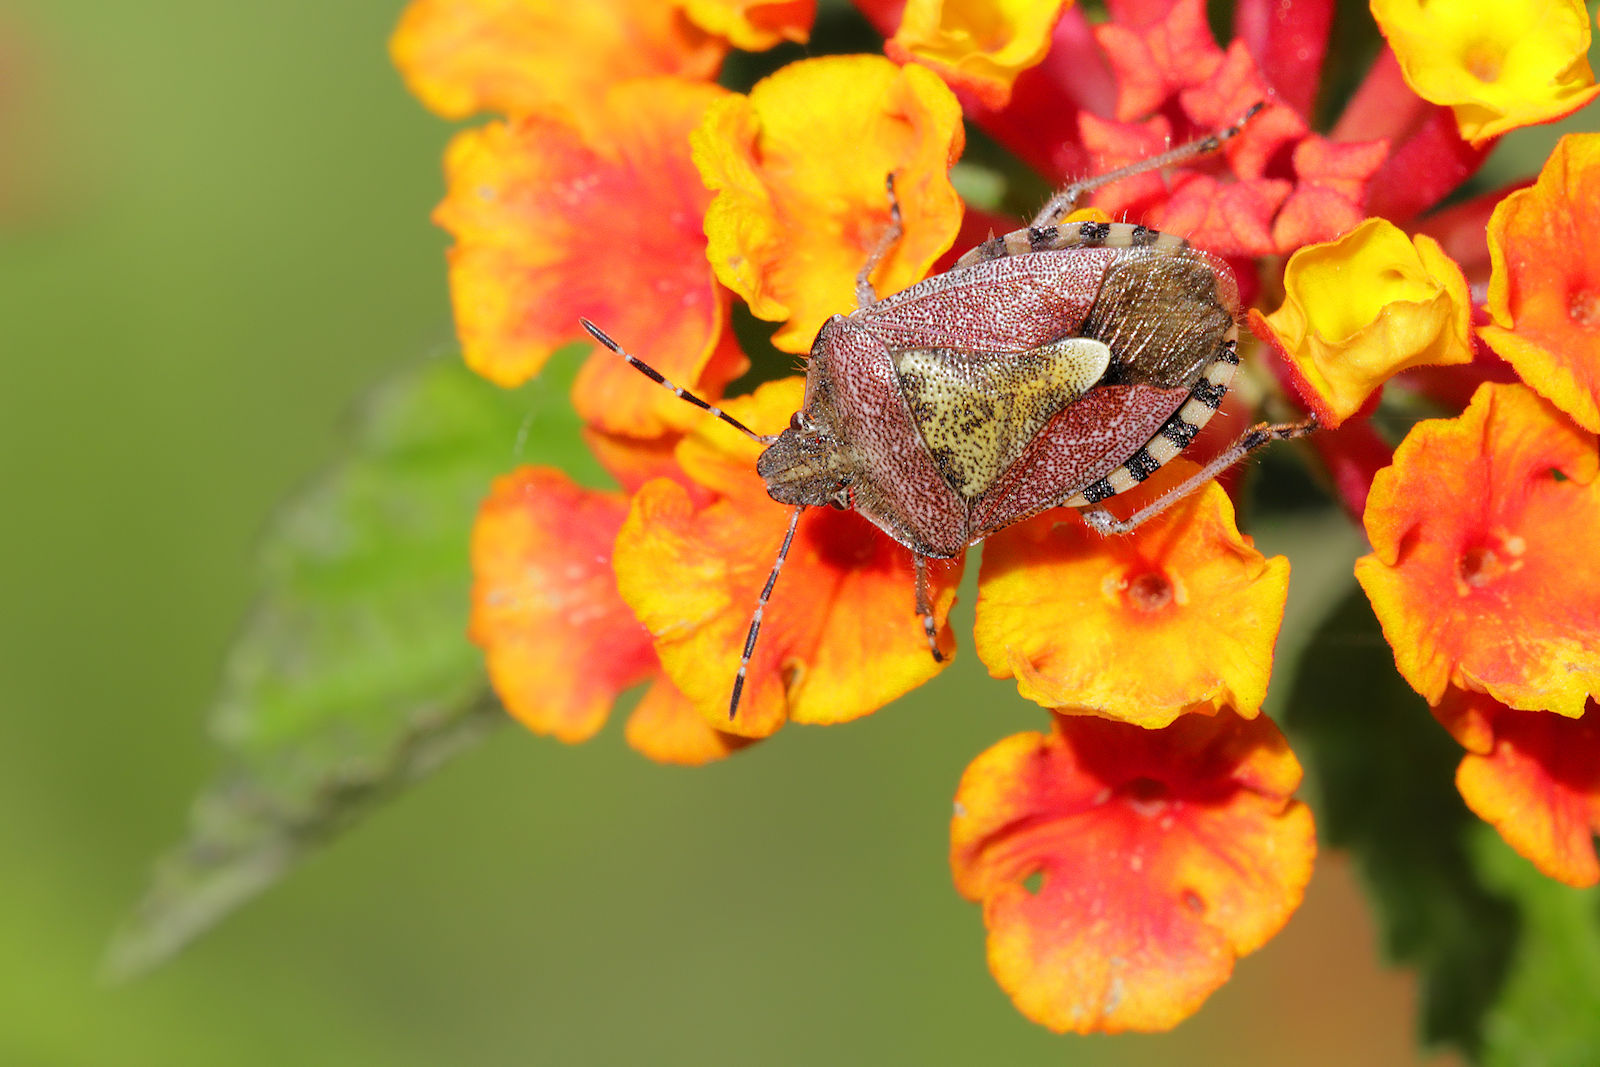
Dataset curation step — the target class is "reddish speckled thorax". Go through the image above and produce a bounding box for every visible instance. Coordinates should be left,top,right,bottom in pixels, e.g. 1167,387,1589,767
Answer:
582,104,1314,720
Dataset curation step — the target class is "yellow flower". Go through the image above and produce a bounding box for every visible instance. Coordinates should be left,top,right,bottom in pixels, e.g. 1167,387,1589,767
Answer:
1371,0,1600,146
691,54,966,353
1256,217,1472,426
885,0,1069,109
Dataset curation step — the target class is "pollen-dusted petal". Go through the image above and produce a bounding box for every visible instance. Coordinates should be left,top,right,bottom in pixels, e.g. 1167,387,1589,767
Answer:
1258,218,1473,426
625,676,756,765
1371,0,1600,146
434,79,731,437
1093,0,1224,120
951,710,1315,1033
1355,383,1600,718
391,0,724,121
974,475,1290,726
614,480,963,736
1434,689,1600,887
680,0,814,50
470,467,656,743
692,55,966,353
1481,133,1600,433
885,0,1070,109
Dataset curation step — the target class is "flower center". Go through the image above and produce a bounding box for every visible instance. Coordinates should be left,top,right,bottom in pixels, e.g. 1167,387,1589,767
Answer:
1126,571,1174,611
1458,545,1501,587
1121,776,1171,816
1463,42,1503,83
1458,533,1524,590
1569,288,1600,330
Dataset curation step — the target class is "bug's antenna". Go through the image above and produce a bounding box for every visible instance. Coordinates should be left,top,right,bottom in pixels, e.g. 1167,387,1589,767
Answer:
579,318,776,444
729,505,803,720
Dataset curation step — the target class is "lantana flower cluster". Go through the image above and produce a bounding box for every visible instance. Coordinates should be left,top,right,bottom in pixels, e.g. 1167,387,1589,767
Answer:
392,0,1600,1034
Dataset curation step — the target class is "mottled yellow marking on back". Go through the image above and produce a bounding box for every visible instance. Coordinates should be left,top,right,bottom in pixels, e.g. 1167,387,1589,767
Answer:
895,338,1111,500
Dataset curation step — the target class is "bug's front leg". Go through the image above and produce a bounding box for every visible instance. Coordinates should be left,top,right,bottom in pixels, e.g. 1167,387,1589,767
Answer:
913,552,944,663
1081,415,1318,535
855,172,904,309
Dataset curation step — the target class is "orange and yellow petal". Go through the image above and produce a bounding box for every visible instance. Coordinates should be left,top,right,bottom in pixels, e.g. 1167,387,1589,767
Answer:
1481,133,1600,433
1258,217,1473,426
434,79,731,437
885,0,1069,110
680,0,814,51
974,474,1290,727
469,467,656,743
692,55,965,353
391,0,724,122
1434,689,1600,888
1355,383,1600,718
1371,0,1600,146
625,676,756,765
951,710,1315,1033
612,380,963,735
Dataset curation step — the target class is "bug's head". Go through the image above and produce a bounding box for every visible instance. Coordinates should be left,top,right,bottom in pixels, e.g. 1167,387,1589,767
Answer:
757,410,854,509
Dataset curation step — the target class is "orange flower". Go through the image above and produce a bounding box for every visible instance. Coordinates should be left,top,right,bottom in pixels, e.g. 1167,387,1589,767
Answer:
1356,383,1600,718
433,78,744,437
885,0,1069,109
1371,0,1599,146
974,470,1290,727
951,710,1315,1033
391,0,724,122
611,380,963,736
691,54,966,353
1256,217,1474,427
470,467,747,764
680,0,814,51
1481,133,1600,434
1434,688,1600,888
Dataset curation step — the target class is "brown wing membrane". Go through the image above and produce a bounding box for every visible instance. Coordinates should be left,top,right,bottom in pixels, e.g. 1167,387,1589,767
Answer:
1083,251,1234,389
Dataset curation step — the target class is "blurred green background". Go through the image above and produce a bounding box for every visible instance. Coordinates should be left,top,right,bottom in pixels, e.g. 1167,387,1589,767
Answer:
4,0,1590,1063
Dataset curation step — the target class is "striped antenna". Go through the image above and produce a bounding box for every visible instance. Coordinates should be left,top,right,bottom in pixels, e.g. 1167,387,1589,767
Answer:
729,505,803,720
579,318,775,444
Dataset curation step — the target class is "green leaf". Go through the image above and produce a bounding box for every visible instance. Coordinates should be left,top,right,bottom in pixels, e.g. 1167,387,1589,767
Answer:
1471,817,1600,1067
1282,588,1600,1062
105,352,596,979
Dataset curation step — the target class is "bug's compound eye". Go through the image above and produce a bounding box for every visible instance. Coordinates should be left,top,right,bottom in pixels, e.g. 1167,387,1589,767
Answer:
789,411,808,432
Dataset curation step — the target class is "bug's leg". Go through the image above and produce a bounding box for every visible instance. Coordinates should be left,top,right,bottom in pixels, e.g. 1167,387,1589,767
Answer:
1030,101,1266,229
855,173,905,309
1081,415,1318,535
913,553,945,664
730,505,805,720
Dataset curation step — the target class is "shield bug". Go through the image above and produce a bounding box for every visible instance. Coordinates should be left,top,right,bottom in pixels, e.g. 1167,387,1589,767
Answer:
583,104,1315,719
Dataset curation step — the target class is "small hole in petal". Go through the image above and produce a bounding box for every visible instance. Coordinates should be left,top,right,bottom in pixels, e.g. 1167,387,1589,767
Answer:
1022,870,1044,895
1126,571,1174,611
1458,544,1506,588
1182,889,1205,915
1463,42,1503,82
1122,776,1170,816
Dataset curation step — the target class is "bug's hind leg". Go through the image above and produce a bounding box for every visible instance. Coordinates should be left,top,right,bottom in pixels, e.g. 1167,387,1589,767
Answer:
1030,102,1266,229
914,553,945,663
1081,416,1318,535
856,173,905,309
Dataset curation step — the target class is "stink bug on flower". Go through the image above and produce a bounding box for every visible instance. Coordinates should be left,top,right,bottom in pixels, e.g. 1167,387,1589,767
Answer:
583,104,1315,720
